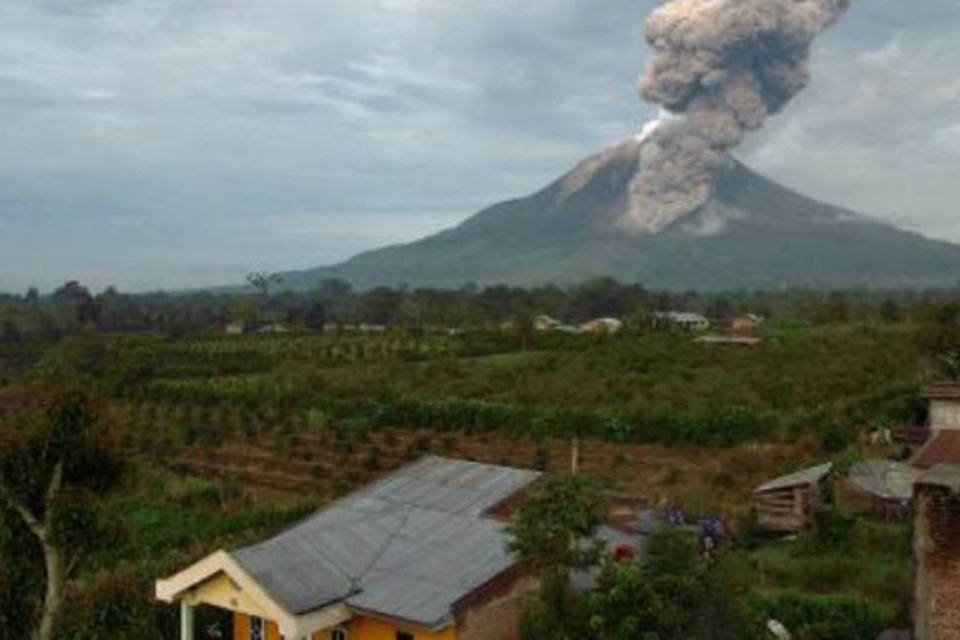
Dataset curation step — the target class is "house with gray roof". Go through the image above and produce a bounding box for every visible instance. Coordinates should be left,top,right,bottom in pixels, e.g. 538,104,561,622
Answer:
156,456,542,640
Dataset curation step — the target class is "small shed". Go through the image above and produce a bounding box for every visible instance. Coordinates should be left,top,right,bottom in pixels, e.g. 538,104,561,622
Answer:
753,462,833,533
844,460,919,521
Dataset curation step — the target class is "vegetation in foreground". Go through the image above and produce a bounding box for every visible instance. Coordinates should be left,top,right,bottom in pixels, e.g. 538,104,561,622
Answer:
511,477,906,640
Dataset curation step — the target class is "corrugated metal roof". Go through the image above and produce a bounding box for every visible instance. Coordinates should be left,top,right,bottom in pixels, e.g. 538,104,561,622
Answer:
230,456,541,626
754,462,833,494
847,460,919,501
916,463,960,494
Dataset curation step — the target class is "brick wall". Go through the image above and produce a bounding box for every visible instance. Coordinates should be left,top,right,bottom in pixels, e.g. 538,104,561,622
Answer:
914,488,960,640
456,571,541,640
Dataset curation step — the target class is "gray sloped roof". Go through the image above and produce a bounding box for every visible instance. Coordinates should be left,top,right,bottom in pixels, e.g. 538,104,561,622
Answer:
916,463,960,494
847,460,919,501
755,462,833,494
231,456,541,627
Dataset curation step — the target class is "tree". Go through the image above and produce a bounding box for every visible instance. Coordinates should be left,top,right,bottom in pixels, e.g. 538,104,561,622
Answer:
1,318,21,343
0,388,122,640
879,299,902,323
509,475,606,640
508,475,607,577
302,300,328,332
245,272,283,297
51,281,99,327
586,529,762,640
24,288,40,307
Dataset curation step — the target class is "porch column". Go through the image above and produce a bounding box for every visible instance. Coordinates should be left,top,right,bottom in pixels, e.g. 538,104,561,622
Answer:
180,601,195,640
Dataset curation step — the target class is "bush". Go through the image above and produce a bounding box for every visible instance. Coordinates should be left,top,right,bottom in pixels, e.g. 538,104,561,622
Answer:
820,425,850,453
748,591,886,640
809,508,856,552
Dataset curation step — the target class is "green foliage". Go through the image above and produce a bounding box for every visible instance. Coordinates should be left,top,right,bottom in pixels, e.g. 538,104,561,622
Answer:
740,517,912,623
645,528,700,577
819,424,850,453
809,509,857,552
582,528,763,640
0,387,124,639
0,508,43,640
748,591,886,640
519,574,592,640
508,475,607,576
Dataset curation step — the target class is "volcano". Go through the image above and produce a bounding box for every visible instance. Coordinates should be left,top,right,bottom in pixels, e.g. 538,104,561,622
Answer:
283,138,960,291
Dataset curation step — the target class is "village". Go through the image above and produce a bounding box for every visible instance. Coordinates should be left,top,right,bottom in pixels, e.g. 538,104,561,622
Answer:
146,380,960,640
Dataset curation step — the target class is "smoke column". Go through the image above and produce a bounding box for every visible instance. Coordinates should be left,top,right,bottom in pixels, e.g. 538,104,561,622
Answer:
625,0,853,233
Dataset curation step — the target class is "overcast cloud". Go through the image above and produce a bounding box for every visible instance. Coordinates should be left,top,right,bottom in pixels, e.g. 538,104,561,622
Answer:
0,0,958,292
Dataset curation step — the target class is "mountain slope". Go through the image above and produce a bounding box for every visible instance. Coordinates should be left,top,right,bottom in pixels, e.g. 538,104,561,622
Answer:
283,138,960,291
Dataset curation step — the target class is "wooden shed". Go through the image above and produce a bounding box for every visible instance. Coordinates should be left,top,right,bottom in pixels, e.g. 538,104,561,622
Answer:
753,463,833,533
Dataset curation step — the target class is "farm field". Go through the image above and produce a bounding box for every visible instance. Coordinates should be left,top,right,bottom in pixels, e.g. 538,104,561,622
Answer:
0,317,935,637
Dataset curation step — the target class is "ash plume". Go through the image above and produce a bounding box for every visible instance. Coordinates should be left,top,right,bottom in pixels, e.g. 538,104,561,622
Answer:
625,0,853,233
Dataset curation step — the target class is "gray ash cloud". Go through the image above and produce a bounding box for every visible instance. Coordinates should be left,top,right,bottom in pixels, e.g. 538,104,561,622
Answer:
625,0,853,233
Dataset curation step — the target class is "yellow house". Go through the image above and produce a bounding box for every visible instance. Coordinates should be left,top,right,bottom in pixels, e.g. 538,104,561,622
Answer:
156,457,542,640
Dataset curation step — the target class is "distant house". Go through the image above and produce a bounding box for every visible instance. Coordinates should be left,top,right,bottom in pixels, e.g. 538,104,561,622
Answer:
753,463,833,533
913,463,960,640
731,314,763,336
578,318,623,334
534,315,562,331
254,323,292,335
654,312,710,332
224,322,245,335
156,457,542,640
533,315,577,333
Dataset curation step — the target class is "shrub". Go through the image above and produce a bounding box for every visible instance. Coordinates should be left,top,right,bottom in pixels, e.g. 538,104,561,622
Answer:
748,591,886,640
820,425,850,453
809,508,857,552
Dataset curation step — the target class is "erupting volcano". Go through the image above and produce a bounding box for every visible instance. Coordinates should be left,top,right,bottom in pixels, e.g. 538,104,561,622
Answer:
278,0,960,291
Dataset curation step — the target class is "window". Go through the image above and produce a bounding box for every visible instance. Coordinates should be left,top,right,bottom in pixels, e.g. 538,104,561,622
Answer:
396,632,414,640
332,628,349,640
250,617,265,640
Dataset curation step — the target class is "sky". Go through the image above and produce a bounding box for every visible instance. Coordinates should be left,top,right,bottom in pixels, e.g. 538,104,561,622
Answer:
1,0,959,293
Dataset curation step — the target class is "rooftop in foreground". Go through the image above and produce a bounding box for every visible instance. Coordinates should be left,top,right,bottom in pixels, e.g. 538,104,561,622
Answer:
156,456,542,635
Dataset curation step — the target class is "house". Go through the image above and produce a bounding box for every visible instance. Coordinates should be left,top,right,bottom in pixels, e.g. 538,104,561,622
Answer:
912,464,960,640
255,323,292,335
654,312,710,332
843,460,918,522
225,322,245,335
156,457,542,640
913,383,960,469
577,318,623,334
534,315,562,331
752,463,833,533
730,314,763,336
357,323,387,333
